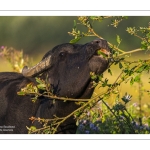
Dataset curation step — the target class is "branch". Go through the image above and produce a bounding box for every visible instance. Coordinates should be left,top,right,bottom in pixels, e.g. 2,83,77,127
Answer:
118,48,145,57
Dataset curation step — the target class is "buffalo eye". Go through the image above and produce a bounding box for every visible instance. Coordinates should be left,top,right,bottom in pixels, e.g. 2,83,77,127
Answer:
59,51,66,56
59,51,67,60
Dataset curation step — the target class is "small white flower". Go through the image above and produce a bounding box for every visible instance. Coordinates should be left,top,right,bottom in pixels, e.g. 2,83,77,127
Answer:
132,103,138,107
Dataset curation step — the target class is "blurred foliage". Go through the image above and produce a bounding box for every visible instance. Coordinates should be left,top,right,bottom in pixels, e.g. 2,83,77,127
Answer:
0,16,76,57
0,46,32,72
0,16,150,58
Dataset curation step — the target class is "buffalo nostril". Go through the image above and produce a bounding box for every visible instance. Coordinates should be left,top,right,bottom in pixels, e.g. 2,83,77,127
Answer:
94,39,102,44
91,39,102,44
95,40,100,44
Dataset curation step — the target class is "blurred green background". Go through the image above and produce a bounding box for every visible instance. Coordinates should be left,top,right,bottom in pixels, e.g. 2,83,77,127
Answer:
0,16,150,104
0,16,150,57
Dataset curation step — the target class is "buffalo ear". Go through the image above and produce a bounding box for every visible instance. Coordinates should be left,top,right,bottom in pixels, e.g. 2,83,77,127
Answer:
22,56,52,77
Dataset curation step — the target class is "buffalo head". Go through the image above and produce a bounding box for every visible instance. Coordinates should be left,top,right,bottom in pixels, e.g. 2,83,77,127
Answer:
22,39,110,99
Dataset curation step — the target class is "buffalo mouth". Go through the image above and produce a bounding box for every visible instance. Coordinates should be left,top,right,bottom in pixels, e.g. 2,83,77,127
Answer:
94,48,110,59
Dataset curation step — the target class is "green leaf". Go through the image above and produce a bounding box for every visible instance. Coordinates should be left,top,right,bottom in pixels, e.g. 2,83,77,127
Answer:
31,96,38,103
108,68,112,75
90,16,96,20
130,77,134,85
17,91,25,95
116,35,122,44
146,32,150,38
119,62,123,69
123,16,128,19
96,50,107,58
141,41,147,49
134,75,141,83
73,20,76,29
76,120,79,126
90,110,94,116
35,77,44,84
30,126,37,131
141,41,148,50
70,37,81,44
37,84,46,90
136,66,145,73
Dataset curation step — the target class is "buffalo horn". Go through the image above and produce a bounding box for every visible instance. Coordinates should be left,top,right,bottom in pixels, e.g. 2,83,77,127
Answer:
22,56,52,77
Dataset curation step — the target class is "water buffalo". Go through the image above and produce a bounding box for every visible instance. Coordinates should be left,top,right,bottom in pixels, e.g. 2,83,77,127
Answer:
0,39,110,134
